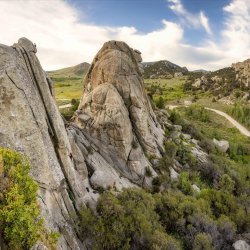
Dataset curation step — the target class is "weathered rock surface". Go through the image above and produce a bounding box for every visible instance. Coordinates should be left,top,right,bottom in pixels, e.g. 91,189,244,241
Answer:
72,41,164,186
0,38,94,249
0,38,166,249
213,138,229,153
232,59,250,88
192,184,200,193
233,240,250,250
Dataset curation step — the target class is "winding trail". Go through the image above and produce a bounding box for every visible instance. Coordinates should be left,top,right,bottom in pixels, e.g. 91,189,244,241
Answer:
168,105,250,138
59,103,72,109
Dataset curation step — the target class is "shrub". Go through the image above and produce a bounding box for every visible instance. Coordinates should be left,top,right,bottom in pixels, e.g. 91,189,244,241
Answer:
71,98,80,110
145,166,153,177
155,96,165,109
61,99,80,121
0,148,59,249
193,233,213,250
164,140,177,159
219,174,235,193
178,172,193,195
229,102,250,129
79,189,180,250
150,230,181,250
185,105,210,123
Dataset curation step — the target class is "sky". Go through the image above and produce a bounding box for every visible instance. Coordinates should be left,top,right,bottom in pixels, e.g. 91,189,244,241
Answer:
0,0,250,71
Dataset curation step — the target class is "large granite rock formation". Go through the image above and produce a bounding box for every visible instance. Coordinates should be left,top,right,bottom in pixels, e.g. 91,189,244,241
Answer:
0,38,94,249
72,41,164,186
0,38,164,249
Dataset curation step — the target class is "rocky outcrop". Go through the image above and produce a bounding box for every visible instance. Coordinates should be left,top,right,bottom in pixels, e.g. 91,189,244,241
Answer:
0,38,95,249
72,41,164,186
232,59,250,88
233,240,250,250
0,38,165,249
143,60,188,79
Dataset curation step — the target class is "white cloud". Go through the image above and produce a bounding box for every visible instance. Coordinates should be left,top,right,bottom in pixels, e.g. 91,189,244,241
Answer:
0,0,186,70
0,0,249,71
222,0,250,59
168,0,212,35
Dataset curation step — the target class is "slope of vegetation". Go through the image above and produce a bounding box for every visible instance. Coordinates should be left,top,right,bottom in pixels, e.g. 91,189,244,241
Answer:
51,62,249,249
228,102,250,130
0,148,59,249
79,105,250,250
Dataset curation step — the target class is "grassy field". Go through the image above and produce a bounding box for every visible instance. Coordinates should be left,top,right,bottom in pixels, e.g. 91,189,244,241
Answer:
145,77,189,103
52,76,83,100
48,62,89,103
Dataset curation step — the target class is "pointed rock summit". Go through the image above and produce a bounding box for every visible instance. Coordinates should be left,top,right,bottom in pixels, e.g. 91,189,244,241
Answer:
72,41,164,172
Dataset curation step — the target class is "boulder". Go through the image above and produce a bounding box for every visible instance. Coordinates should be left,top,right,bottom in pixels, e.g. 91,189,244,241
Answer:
170,167,179,180
193,79,201,88
0,38,90,249
192,184,200,193
213,138,229,153
174,72,183,77
233,240,250,250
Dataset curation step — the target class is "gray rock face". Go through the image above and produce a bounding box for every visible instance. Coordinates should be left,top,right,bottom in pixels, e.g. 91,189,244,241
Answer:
232,59,250,88
0,38,92,249
213,138,229,153
233,240,250,250
174,72,183,77
170,167,179,180
72,40,164,185
192,184,200,193
0,38,165,249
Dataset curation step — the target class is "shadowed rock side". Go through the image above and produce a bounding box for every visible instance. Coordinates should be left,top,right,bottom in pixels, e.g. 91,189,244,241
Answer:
72,41,164,186
0,38,96,250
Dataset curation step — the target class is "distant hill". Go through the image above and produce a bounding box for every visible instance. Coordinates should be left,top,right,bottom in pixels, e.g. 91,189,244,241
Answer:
186,60,250,101
48,62,90,78
143,60,188,79
192,69,210,74
48,62,90,100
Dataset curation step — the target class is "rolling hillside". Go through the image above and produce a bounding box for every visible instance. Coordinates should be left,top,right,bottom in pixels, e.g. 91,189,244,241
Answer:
48,62,90,78
143,60,188,79
48,62,90,101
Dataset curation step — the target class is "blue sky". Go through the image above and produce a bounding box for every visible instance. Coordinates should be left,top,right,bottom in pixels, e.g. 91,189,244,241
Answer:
69,0,228,43
0,0,250,70
71,0,226,32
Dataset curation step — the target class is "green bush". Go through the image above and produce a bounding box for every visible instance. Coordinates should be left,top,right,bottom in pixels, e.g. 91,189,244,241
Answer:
61,98,80,121
193,233,213,250
0,148,59,249
79,189,180,250
219,174,235,193
178,172,193,195
164,140,177,159
185,105,210,123
229,102,250,129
